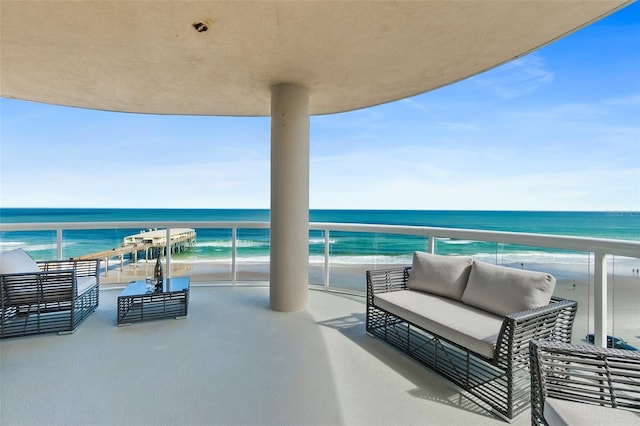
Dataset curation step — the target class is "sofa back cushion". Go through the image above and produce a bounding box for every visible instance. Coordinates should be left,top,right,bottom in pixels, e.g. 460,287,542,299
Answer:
0,248,41,275
461,260,556,316
407,251,473,300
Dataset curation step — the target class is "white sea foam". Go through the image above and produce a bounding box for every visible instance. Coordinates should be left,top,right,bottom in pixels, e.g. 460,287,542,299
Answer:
438,238,476,245
0,241,81,252
0,241,26,249
321,255,412,265
309,238,336,245
197,240,269,248
17,243,58,251
172,255,271,264
110,250,639,280
197,238,334,248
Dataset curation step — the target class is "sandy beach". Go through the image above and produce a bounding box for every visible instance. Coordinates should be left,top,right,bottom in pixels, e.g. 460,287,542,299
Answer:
99,258,640,349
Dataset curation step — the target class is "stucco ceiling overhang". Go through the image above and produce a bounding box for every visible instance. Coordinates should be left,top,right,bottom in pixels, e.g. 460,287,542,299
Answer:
0,1,633,116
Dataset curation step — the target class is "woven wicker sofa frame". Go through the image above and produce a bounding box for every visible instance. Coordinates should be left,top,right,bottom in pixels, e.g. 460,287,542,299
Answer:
529,339,640,425
366,266,578,422
1,259,100,338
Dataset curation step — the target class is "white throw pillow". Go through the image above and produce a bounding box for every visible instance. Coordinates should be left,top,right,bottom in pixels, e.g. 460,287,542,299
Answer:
407,251,473,300
461,260,556,316
0,248,41,275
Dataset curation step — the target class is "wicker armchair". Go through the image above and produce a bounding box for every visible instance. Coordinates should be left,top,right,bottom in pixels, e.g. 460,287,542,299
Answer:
529,339,640,425
1,249,99,338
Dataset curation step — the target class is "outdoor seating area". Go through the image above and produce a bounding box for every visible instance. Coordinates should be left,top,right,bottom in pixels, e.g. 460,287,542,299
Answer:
0,249,99,338
0,285,534,426
366,252,578,421
529,339,640,425
4,247,640,425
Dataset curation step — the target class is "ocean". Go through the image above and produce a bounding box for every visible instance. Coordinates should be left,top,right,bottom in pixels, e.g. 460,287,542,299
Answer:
1,209,639,277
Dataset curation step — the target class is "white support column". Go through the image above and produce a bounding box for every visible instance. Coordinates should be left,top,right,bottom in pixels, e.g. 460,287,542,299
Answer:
593,251,608,348
270,83,309,312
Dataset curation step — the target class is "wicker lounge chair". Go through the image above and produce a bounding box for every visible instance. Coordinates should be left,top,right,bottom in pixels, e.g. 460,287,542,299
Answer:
0,249,99,338
529,339,640,425
367,257,577,422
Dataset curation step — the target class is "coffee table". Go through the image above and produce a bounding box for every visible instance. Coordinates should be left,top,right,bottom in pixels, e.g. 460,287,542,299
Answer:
117,277,190,326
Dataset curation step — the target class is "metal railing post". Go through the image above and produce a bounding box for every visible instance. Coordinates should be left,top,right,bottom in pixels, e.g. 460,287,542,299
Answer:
428,235,435,254
232,226,237,284
593,251,608,348
56,228,63,260
324,228,330,289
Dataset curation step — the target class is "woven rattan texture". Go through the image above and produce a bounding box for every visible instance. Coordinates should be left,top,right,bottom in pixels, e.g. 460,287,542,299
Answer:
529,339,640,425
117,288,189,325
366,266,577,422
1,259,99,338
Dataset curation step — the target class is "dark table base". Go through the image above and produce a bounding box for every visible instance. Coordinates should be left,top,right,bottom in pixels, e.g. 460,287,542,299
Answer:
117,279,189,326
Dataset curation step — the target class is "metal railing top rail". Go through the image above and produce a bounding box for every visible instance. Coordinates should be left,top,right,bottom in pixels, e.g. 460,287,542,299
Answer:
2,219,638,350
311,222,640,258
2,220,637,258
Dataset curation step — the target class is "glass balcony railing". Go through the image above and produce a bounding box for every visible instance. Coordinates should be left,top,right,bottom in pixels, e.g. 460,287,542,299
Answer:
1,220,638,350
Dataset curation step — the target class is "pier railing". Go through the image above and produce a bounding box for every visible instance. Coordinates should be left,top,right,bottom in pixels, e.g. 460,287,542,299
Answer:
1,220,638,350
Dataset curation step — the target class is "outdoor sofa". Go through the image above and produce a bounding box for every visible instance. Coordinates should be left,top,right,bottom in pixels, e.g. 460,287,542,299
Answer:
366,251,577,422
529,339,640,425
0,248,99,338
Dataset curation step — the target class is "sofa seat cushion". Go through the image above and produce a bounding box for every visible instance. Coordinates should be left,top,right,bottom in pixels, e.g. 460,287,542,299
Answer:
544,398,640,426
0,248,41,275
77,276,97,296
462,260,556,317
374,289,503,359
407,251,473,300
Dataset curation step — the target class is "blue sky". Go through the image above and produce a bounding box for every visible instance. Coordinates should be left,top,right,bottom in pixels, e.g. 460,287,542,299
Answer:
1,4,639,211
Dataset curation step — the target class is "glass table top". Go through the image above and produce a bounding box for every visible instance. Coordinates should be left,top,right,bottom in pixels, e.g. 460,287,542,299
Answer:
119,277,190,297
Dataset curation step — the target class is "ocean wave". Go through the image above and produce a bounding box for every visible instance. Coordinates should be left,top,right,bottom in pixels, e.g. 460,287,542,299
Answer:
144,250,639,278
173,251,597,266
174,254,413,266
309,238,336,245
484,251,592,264
197,240,269,249
2,242,58,252
173,255,270,264
196,238,335,249
318,255,412,265
438,238,476,245
1,241,82,250
0,241,26,249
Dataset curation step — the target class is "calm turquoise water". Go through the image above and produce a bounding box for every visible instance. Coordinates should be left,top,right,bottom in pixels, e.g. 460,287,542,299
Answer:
1,209,638,269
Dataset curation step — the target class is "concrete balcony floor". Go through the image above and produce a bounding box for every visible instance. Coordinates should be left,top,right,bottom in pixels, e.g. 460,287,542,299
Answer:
1,285,529,426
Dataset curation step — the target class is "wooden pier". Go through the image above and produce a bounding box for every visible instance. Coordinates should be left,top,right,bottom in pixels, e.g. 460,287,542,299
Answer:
75,228,196,276
122,228,197,258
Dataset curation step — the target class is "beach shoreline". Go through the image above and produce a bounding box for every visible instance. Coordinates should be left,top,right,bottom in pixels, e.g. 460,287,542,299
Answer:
100,257,640,285
99,258,640,349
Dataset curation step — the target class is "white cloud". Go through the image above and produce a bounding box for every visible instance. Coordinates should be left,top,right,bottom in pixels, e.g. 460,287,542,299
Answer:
312,168,640,211
399,98,430,113
474,54,554,99
309,144,640,211
1,159,271,208
605,93,640,106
